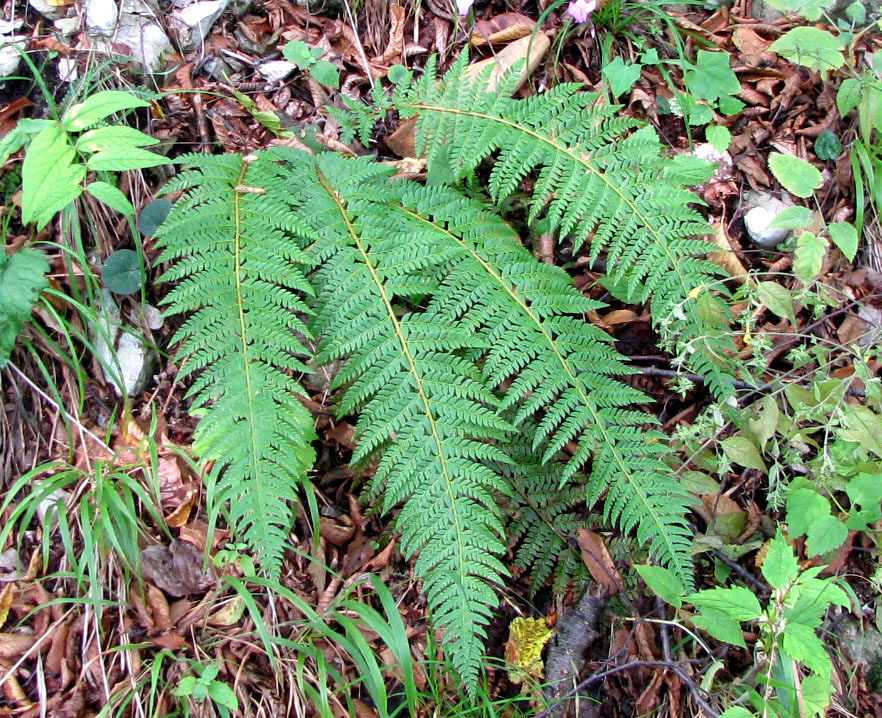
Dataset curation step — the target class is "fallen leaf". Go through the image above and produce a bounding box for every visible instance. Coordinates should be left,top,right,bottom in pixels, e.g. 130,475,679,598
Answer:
208,596,246,627
373,4,405,64
470,13,536,47
140,542,216,597
576,529,622,594
0,633,36,658
708,219,749,284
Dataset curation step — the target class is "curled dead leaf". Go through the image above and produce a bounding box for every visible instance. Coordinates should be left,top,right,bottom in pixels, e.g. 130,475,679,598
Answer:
576,528,622,594
470,13,536,47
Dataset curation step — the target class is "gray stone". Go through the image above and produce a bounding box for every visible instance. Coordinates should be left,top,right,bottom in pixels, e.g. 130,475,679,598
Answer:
27,0,68,20
90,16,173,73
57,57,79,83
744,191,794,250
53,17,81,37
258,59,297,82
169,0,229,51
93,289,156,396
86,0,119,36
0,36,26,77
837,617,882,665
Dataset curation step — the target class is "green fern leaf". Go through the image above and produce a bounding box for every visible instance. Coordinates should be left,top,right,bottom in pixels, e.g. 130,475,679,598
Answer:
271,149,514,688
396,53,736,398
155,153,317,578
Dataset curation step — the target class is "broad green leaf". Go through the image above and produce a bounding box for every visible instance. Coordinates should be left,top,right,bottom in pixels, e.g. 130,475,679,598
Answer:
20,125,85,230
721,435,766,472
62,90,150,132
635,565,684,608
768,205,814,231
768,153,823,198
787,577,850,626
87,146,167,171
801,675,833,718
603,57,643,98
846,473,882,530
86,181,134,217
0,118,52,165
706,125,731,152
837,78,862,116
718,94,746,115
756,281,796,325
747,395,779,451
839,405,882,458
173,676,198,696
282,39,315,69
761,531,799,589
102,249,142,295
770,27,845,72
781,623,832,677
786,486,830,538
793,231,826,284
858,82,882,144
805,513,847,557
310,60,340,89
814,130,842,161
685,51,741,102
764,0,834,20
719,708,755,718
207,681,239,711
138,198,173,236
691,608,747,648
76,125,159,152
387,65,412,86
687,585,762,621
828,221,858,261
0,248,49,367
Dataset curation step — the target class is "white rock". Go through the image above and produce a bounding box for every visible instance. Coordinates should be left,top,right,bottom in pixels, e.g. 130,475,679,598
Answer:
743,191,793,250
86,0,119,36
36,482,71,531
258,60,297,82
143,303,164,330
0,19,23,34
169,0,229,51
26,0,67,20
0,36,26,77
54,17,81,37
57,57,78,83
93,289,155,396
90,16,173,73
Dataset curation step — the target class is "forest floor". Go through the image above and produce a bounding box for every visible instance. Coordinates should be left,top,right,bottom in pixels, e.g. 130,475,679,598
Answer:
1,0,882,716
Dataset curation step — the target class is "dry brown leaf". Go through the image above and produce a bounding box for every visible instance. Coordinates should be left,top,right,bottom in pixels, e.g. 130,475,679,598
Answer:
602,309,639,326
465,32,551,92
207,596,246,627
470,13,536,47
576,529,622,594
373,4,405,64
708,220,749,283
140,542,215,598
146,584,172,633
0,633,36,658
152,633,188,651
635,669,665,717
0,585,14,630
320,515,357,547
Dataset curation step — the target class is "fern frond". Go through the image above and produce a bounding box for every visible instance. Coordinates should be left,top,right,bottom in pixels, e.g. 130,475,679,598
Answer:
390,184,695,589
396,54,736,397
155,153,317,578
271,149,514,687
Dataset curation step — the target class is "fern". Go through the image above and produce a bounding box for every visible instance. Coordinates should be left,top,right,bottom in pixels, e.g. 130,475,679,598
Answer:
154,153,317,578
390,54,737,397
268,149,514,686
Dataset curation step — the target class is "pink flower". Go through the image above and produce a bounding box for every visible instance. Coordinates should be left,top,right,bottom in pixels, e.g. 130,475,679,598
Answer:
457,0,475,15
567,0,597,23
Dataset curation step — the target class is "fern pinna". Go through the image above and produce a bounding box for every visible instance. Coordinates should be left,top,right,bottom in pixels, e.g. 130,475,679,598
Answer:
155,153,317,578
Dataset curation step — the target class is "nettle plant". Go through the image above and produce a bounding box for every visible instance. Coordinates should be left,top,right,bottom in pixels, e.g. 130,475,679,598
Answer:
154,54,739,687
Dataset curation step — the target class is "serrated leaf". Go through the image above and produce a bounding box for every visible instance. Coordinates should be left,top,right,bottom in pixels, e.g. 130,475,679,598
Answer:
635,565,684,608
756,281,796,326
86,181,134,216
786,486,830,538
602,56,642,98
846,472,882,530
687,585,762,621
691,608,747,648
781,623,832,677
20,125,85,230
102,249,142,295
0,248,49,367
837,78,862,116
769,27,845,72
839,405,882,458
87,146,167,171
761,531,799,589
801,674,833,718
310,60,340,89
768,206,814,231
685,51,741,102
76,125,159,152
828,221,858,261
207,682,239,711
793,231,826,284
719,708,755,718
805,514,848,557
768,153,823,198
62,90,150,132
706,125,731,152
747,395,779,451
721,435,766,472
